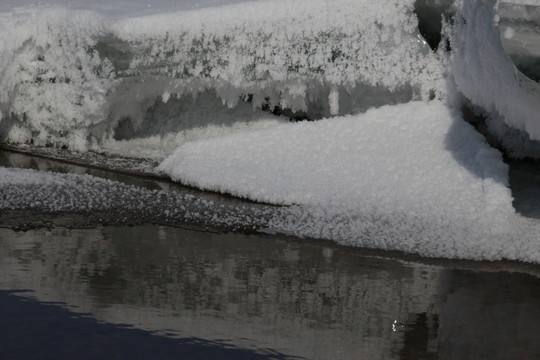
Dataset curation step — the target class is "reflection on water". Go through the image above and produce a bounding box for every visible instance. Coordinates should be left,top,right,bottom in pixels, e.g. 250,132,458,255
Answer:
0,226,539,359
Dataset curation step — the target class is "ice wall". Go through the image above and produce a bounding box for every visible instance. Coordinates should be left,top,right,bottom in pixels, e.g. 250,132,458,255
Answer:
448,0,540,156
0,8,113,151
0,0,444,153
1,0,539,158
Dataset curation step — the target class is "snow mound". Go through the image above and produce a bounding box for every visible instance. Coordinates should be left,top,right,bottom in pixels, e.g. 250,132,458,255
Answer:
159,101,509,210
158,101,539,262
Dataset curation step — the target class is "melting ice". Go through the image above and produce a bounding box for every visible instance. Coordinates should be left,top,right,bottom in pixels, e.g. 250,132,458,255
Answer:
1,0,540,263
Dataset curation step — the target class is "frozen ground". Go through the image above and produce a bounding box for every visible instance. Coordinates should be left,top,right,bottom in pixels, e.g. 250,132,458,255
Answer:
1,0,540,263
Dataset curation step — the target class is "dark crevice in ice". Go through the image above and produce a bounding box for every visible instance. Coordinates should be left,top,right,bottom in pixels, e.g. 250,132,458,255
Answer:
459,104,504,152
509,158,540,219
414,0,453,51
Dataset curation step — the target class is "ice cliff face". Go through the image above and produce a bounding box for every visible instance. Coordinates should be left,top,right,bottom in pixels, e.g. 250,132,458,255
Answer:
447,0,540,157
0,0,444,153
0,0,538,157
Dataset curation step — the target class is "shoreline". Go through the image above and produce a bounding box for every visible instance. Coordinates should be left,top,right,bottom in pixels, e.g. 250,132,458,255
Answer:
1,147,540,276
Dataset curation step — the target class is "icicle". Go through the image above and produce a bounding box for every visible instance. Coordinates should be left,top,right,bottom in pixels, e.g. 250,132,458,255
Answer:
329,86,339,116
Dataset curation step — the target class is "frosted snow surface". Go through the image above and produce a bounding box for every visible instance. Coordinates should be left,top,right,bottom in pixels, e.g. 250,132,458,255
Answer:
160,102,506,209
0,165,276,231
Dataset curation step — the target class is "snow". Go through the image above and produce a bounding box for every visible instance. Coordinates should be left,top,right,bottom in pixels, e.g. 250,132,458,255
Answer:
159,101,506,209
0,165,275,231
1,0,540,263
157,101,539,262
2,111,539,262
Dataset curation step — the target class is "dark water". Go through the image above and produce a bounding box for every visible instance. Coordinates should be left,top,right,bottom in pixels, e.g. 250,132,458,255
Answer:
1,225,539,360
0,290,283,360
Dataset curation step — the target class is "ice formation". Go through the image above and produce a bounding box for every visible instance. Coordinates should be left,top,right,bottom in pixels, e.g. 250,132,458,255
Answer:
1,0,540,262
0,0,443,154
447,0,540,156
0,0,537,154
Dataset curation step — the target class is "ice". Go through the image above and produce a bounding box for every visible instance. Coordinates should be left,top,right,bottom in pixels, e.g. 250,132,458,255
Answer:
501,0,540,5
0,0,256,17
0,7,111,151
448,0,540,155
0,0,444,154
2,0,537,157
100,90,289,161
328,87,340,116
498,1,540,82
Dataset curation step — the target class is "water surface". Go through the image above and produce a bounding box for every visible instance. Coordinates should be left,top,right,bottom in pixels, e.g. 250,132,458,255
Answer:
1,225,539,359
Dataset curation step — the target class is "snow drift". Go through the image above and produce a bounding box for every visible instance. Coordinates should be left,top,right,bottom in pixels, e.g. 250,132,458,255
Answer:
158,100,539,262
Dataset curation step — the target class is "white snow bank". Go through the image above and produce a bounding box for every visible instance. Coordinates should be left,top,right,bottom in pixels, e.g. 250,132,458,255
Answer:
159,101,510,210
2,99,540,262
158,101,539,262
